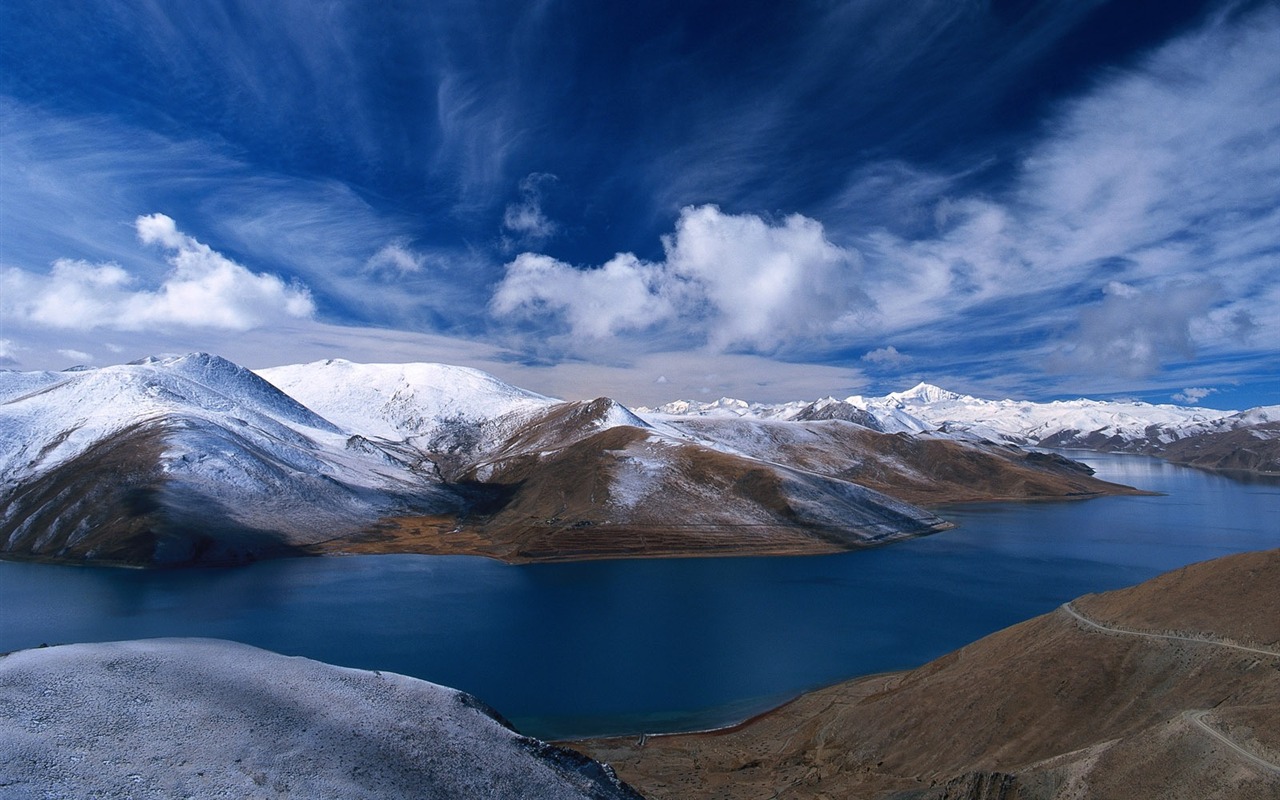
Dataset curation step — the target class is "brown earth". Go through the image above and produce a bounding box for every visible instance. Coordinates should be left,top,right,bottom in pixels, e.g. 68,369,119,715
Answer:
1158,422,1280,476
0,421,308,567
0,399,1149,568
319,424,953,562
315,411,1146,563
657,417,1151,506
571,548,1280,799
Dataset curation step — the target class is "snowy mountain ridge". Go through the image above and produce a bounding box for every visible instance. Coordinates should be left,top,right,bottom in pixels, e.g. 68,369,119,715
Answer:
0,353,343,483
255,358,559,444
0,354,960,565
1,353,1241,567
0,354,472,563
641,382,1254,450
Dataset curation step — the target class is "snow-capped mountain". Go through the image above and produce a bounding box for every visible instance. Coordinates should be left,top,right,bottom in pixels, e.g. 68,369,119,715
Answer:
0,354,463,564
257,359,558,444
645,382,1235,447
644,382,1280,475
0,355,949,565
0,356,1151,567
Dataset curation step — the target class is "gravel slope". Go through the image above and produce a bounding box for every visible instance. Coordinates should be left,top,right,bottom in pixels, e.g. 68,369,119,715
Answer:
0,638,642,800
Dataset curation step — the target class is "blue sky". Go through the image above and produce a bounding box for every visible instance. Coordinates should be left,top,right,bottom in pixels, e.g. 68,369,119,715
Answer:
1,0,1277,408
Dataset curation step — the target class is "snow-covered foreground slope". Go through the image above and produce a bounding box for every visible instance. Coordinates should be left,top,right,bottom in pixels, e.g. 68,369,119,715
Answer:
0,639,641,800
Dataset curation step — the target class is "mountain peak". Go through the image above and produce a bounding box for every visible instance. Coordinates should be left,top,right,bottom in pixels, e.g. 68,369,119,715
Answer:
888,382,966,404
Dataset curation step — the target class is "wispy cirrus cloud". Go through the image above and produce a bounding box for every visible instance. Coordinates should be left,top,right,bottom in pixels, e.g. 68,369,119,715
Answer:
502,173,559,247
0,101,493,332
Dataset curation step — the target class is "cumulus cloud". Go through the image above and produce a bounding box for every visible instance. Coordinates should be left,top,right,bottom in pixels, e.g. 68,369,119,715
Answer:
1,214,314,331
491,252,677,339
491,204,868,353
861,346,910,367
664,206,869,350
1172,387,1217,404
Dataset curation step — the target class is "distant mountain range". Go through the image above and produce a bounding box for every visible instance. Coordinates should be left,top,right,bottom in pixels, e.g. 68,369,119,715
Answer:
643,382,1280,475
0,355,1225,567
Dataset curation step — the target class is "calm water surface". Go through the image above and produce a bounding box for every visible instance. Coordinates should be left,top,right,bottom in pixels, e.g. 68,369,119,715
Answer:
2,452,1277,739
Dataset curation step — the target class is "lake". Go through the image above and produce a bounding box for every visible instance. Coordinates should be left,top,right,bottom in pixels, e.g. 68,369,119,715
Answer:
1,452,1277,740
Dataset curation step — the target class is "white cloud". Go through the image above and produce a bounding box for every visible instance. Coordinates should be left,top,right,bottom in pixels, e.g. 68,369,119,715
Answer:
664,206,869,350
1,214,314,332
862,346,910,367
491,205,868,353
135,213,187,249
491,0,1278,380
502,173,558,243
365,241,426,277
841,6,1280,381
1049,281,1220,378
0,339,20,367
1172,387,1217,404
491,252,677,339
57,349,93,363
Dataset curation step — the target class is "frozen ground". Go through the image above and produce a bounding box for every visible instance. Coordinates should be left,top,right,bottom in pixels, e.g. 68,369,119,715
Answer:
0,638,640,800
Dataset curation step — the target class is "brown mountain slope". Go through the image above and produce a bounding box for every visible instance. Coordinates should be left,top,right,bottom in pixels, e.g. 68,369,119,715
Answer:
1,387,1146,567
323,402,1145,563
654,416,1147,505
357,423,954,563
0,420,311,566
1157,422,1280,475
573,549,1280,799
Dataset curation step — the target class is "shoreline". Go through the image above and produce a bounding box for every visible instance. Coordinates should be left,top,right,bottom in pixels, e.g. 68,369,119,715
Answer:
552,670,909,745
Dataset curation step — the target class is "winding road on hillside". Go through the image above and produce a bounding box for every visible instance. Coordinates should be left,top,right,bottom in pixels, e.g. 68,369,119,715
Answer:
1061,601,1280,775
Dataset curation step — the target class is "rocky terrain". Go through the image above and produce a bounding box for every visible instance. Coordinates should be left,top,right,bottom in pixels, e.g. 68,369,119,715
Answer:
0,355,1137,567
0,638,642,799
649,415,1133,506
573,548,1280,799
1154,417,1280,475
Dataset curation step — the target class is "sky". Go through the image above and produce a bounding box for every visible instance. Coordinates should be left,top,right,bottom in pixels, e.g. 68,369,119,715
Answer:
1,0,1277,409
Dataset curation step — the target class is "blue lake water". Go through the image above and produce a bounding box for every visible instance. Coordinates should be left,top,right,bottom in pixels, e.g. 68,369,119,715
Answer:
1,452,1277,740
